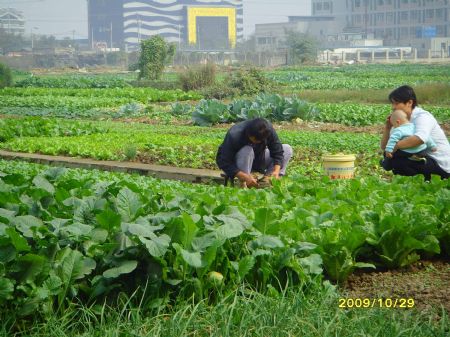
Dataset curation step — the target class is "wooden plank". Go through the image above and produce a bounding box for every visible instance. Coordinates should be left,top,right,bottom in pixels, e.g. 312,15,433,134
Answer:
0,150,223,184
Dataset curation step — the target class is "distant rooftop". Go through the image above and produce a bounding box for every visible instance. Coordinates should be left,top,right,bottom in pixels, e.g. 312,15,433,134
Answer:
0,8,25,20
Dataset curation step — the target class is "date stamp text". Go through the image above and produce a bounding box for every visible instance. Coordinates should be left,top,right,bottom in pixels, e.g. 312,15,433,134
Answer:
338,298,415,308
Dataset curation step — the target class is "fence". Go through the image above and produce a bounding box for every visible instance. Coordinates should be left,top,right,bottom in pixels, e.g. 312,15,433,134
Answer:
318,49,450,64
173,49,450,67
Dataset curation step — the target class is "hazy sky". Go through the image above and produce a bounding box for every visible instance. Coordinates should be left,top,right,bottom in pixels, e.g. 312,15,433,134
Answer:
8,0,311,39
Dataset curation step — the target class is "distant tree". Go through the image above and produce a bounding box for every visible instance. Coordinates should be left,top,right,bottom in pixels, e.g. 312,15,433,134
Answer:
106,51,127,66
36,35,57,50
236,35,256,53
59,37,72,48
0,29,27,54
0,63,13,88
138,35,176,80
285,31,318,65
235,35,258,64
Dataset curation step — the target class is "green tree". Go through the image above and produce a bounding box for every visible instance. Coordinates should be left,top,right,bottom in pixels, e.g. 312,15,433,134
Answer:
285,31,318,65
0,63,13,88
138,35,176,80
106,51,127,66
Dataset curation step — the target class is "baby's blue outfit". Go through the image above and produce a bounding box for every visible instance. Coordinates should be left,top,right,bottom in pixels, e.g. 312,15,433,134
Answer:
385,123,437,153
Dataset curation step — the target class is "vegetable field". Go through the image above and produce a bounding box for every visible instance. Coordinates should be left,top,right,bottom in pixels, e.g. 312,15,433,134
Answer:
0,63,449,336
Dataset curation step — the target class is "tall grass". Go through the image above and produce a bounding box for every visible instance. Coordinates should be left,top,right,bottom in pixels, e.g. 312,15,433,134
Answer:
2,280,447,337
178,63,216,91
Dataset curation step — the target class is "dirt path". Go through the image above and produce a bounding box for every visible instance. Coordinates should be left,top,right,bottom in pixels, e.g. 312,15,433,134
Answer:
342,260,450,314
113,118,450,135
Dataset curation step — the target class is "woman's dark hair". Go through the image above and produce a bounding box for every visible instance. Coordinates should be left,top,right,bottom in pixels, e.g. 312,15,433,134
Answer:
388,85,417,108
246,118,271,141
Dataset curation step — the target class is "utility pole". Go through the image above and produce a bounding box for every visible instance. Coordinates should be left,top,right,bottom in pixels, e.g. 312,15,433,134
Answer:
110,22,113,51
197,24,201,50
125,43,129,68
137,14,141,43
364,0,368,38
31,27,38,52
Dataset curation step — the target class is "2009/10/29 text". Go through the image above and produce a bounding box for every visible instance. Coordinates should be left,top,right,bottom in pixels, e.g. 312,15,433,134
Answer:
339,298,415,308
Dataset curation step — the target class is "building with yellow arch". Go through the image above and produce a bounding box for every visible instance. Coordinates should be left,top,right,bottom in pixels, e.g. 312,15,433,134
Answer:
88,0,243,50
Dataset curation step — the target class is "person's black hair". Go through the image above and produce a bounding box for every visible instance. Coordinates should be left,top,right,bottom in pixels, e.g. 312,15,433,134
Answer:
246,118,271,141
388,85,418,108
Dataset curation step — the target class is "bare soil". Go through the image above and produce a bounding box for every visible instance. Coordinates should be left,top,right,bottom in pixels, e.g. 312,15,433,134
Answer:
214,120,450,135
342,260,450,313
110,118,450,136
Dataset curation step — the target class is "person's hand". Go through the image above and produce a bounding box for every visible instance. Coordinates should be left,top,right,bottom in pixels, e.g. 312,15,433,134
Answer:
384,115,392,131
271,165,281,179
386,152,393,158
243,174,258,188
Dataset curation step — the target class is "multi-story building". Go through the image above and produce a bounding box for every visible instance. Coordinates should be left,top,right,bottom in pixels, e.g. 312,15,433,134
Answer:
311,0,348,31
0,8,25,35
88,0,243,50
256,0,450,54
349,0,450,50
255,16,336,52
87,0,124,50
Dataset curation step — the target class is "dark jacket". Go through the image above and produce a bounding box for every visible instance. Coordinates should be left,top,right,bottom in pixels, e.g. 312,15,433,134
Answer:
216,120,284,178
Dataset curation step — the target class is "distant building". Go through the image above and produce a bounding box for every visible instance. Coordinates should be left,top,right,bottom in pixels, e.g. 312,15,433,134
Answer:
348,0,450,53
0,8,25,35
87,0,243,51
87,0,124,50
256,0,450,55
255,16,336,52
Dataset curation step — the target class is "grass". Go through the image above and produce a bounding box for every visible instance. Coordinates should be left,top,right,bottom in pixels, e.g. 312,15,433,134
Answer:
285,83,450,106
1,281,447,337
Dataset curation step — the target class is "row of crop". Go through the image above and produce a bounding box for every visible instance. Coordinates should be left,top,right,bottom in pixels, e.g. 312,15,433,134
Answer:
0,87,201,102
175,96,450,126
267,64,450,86
315,103,450,125
15,75,132,89
0,88,200,118
273,64,450,76
266,72,449,90
0,106,114,119
191,94,319,126
0,95,133,111
0,159,448,316
1,99,448,126
13,64,450,90
2,88,448,126
0,117,107,142
0,102,171,120
0,118,383,177
0,119,381,157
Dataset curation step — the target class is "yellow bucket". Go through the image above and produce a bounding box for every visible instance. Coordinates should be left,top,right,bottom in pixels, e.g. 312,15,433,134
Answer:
322,154,356,179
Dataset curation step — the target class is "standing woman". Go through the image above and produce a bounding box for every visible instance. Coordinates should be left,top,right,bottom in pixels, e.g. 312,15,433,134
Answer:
380,85,450,180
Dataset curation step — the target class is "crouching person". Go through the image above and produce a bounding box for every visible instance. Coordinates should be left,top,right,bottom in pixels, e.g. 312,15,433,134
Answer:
216,118,293,188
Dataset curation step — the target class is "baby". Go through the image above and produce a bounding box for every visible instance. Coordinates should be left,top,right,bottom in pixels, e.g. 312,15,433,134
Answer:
381,109,437,170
